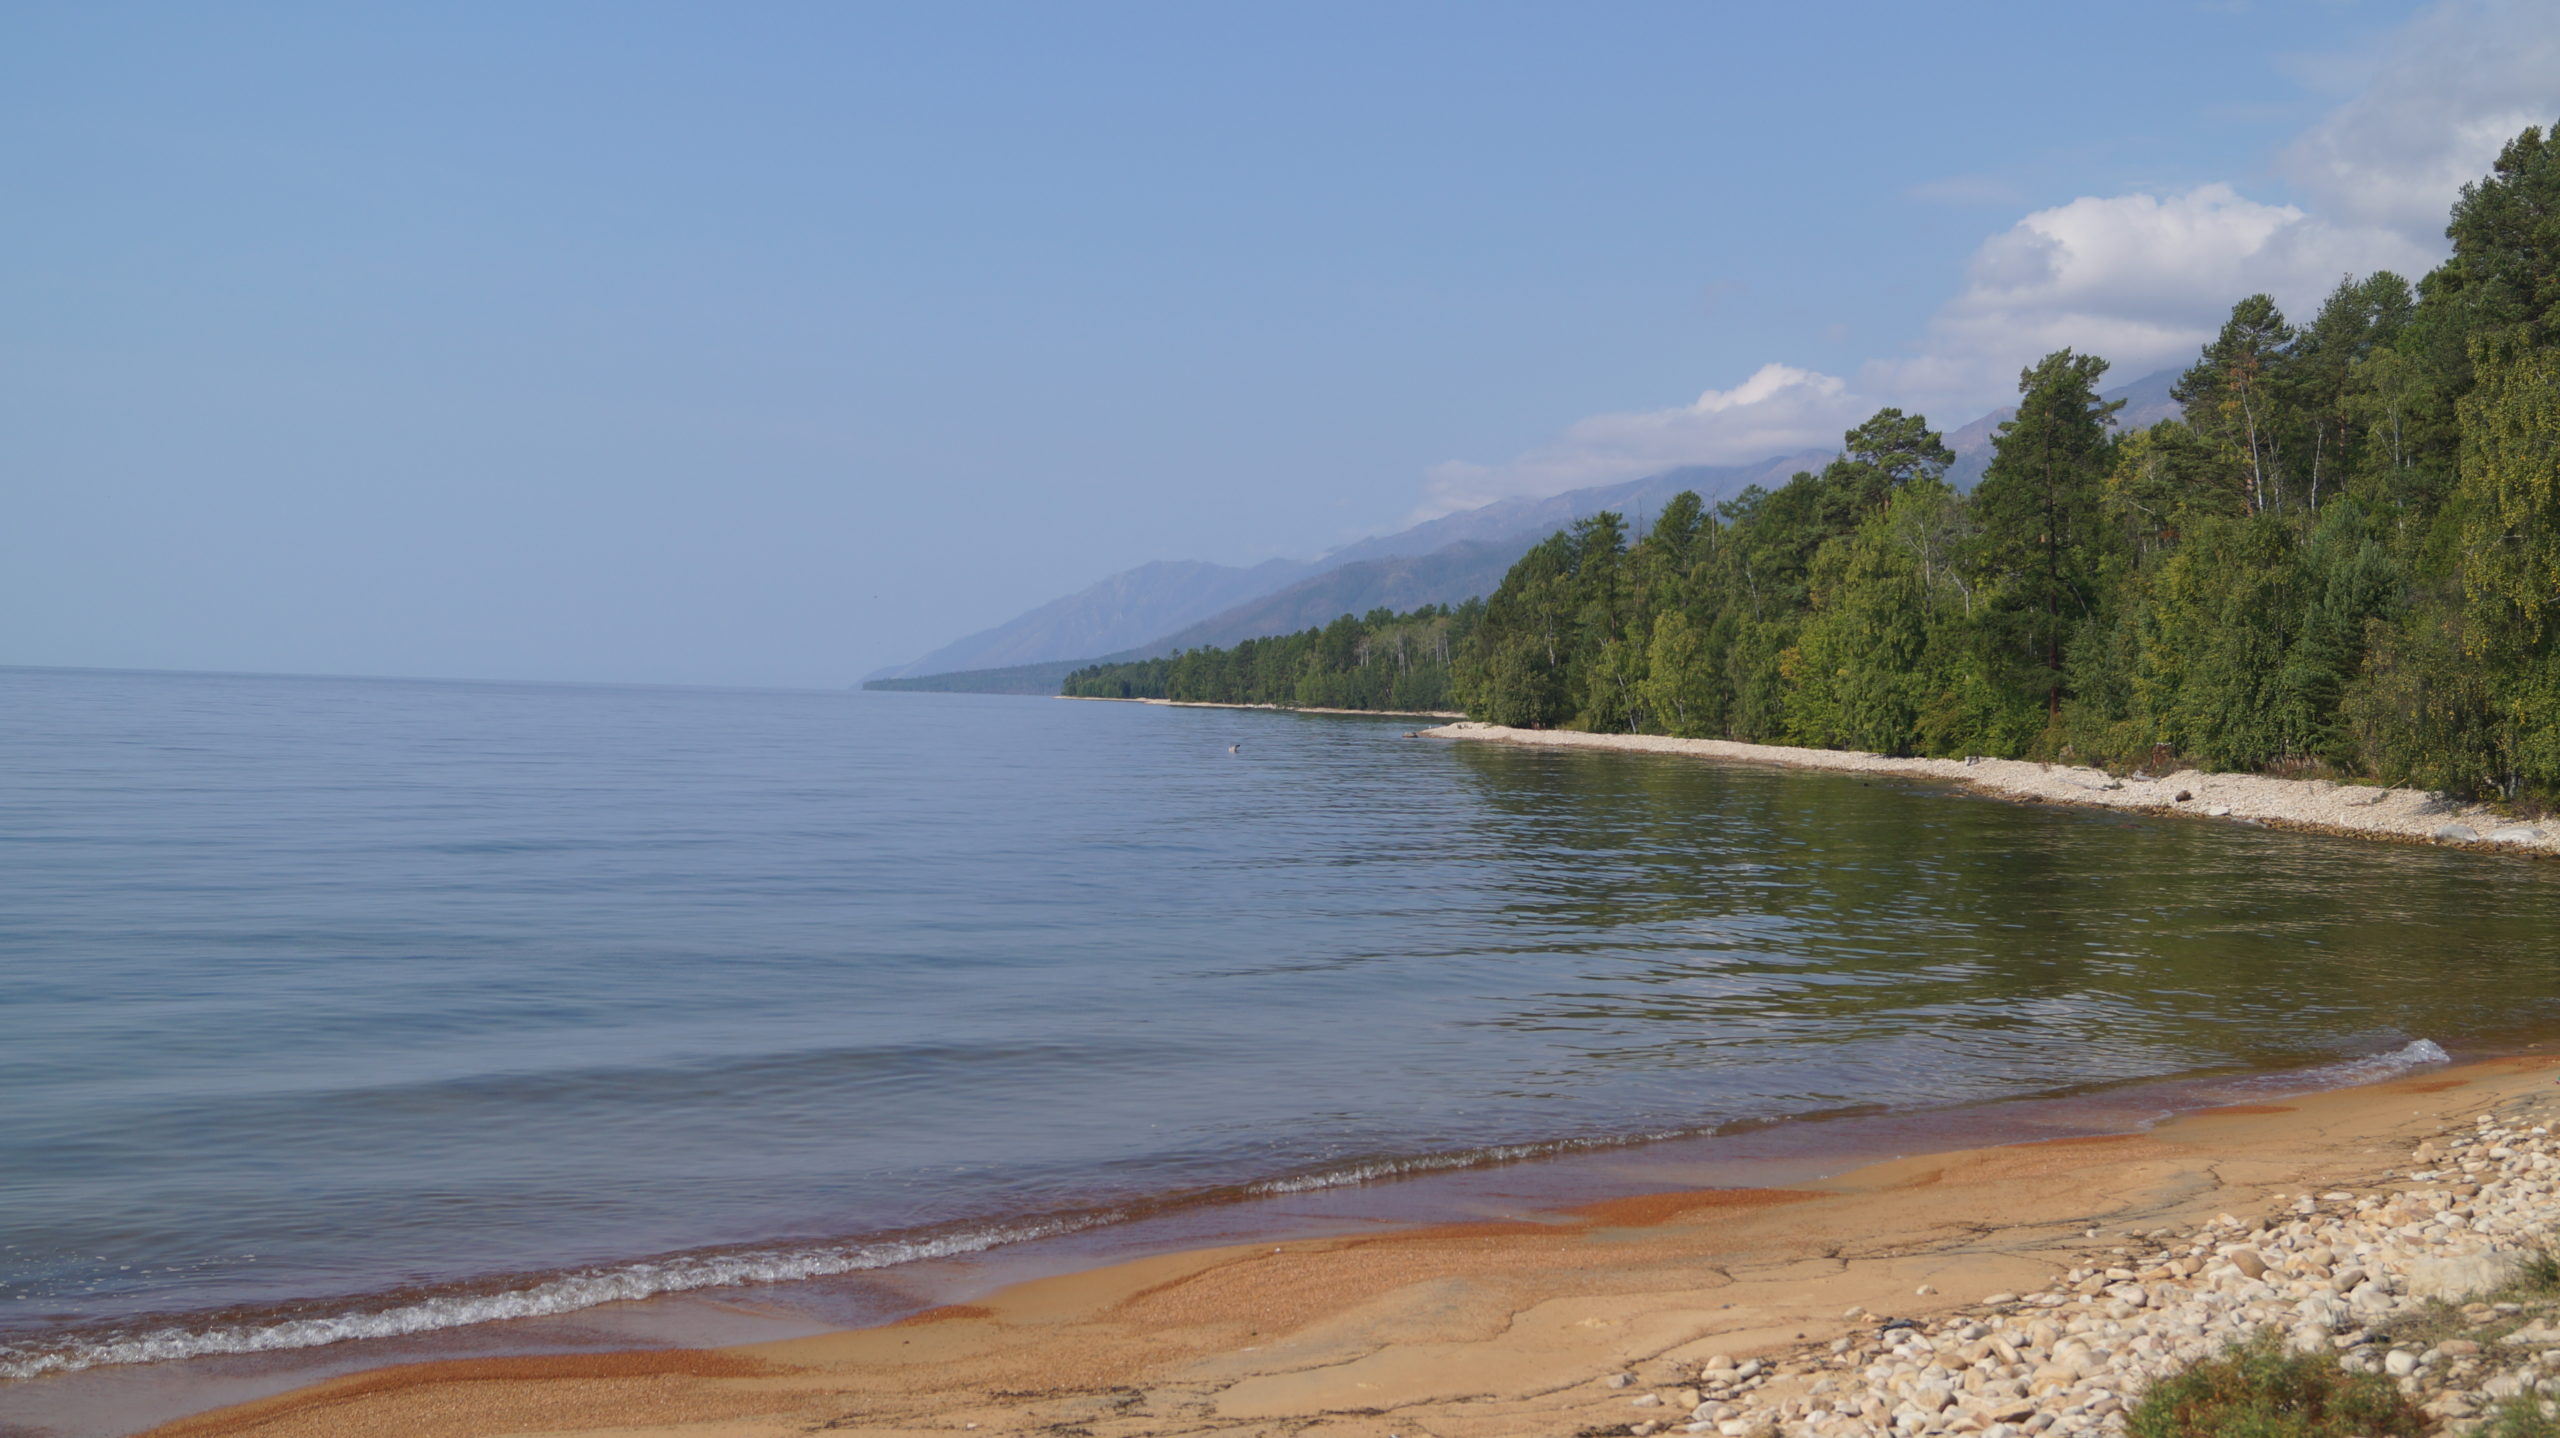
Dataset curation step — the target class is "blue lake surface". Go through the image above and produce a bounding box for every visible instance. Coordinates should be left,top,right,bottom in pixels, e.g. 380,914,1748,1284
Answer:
7,666,2560,1384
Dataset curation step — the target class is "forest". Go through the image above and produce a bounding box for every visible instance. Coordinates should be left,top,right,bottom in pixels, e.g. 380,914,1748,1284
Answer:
1062,603,1476,712
1065,124,2560,802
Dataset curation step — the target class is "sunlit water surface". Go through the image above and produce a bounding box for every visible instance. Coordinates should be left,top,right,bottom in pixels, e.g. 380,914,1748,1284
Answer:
6,667,2560,1388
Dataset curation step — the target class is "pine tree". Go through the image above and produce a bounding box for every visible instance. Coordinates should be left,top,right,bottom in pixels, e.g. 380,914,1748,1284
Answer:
1970,350,2125,725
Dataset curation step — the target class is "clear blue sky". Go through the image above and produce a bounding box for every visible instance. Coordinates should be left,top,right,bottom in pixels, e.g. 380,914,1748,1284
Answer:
6,1,2546,685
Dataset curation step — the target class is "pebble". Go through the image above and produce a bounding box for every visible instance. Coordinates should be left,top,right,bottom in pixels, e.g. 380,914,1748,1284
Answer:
1614,1097,2560,1437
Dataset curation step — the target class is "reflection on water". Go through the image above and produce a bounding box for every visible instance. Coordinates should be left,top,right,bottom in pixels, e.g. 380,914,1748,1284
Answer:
1444,740,2560,1097
4,668,2559,1387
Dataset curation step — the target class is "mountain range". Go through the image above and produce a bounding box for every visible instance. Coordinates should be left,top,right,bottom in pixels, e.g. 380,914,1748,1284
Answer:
867,370,2181,692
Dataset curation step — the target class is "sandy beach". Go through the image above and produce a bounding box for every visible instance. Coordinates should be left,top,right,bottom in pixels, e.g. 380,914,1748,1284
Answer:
131,1053,2560,1438
1419,722,2558,857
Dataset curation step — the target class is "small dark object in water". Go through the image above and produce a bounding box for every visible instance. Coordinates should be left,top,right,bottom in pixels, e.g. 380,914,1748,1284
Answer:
1228,744,1240,753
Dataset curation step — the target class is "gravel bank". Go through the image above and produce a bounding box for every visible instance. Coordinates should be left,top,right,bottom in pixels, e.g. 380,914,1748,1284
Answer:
1419,722,2556,856
1602,1096,2560,1438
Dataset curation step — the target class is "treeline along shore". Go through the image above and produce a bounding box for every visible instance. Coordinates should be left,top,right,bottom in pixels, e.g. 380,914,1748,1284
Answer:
1066,124,2560,812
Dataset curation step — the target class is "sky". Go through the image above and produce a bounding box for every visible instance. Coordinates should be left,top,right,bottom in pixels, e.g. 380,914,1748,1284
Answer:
5,1,2556,687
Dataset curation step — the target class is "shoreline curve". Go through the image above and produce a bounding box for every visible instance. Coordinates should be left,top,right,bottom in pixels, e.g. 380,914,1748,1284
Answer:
1419,720,2558,856
126,1054,2560,1438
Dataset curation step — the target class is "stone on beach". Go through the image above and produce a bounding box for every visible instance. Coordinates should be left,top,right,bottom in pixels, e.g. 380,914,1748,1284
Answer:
1607,1100,2560,1438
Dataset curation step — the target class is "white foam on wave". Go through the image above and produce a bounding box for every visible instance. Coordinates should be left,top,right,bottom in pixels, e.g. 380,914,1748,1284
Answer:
4,1047,2460,1382
7,1133,1689,1380
1244,1129,1687,1196
0,1214,1110,1381
2244,1038,2452,1097
2329,1037,2450,1080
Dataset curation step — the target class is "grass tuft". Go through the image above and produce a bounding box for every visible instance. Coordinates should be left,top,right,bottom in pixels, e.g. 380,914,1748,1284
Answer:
2485,1396,2560,1438
2125,1333,2425,1438
2505,1245,2560,1299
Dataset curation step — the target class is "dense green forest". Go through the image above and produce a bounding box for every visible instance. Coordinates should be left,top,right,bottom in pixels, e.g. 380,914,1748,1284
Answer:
1068,124,2560,802
1061,603,1476,711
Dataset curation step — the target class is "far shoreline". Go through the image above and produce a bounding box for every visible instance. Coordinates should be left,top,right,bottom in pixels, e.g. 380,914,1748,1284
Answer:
1058,694,1466,719
1418,720,2558,859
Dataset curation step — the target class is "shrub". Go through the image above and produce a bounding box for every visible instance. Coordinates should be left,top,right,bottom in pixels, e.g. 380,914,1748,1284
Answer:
2484,1395,2560,1438
2504,1244,2560,1298
2125,1333,2425,1438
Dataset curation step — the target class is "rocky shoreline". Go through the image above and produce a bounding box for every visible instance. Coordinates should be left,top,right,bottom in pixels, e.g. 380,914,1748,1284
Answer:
1605,1095,2560,1437
1419,722,2556,857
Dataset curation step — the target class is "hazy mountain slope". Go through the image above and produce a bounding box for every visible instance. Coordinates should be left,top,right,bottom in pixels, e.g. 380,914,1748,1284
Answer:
874,453,1826,681
1135,541,1521,655
867,557,1315,680
1128,453,1830,658
872,377,2178,685
1322,451,1829,566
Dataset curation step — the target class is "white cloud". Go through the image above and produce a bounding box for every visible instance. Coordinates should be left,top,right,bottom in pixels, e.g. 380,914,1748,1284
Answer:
2282,0,2560,242
1405,0,2555,518
1418,364,1860,517
1871,185,2436,410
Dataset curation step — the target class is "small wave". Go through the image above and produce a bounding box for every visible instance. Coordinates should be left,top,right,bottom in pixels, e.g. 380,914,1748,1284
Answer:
0,1214,1110,1381
2304,1037,2451,1085
1,1129,1726,1381
1243,1134,1663,1195
0,1050,2458,1383
2216,1038,2451,1101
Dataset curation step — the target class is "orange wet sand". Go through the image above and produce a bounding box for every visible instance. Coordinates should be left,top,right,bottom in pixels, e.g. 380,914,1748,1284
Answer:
139,1055,2560,1438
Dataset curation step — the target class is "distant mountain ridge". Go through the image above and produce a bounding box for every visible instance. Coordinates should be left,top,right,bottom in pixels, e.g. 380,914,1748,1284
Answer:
869,372,2177,689
868,557,1314,680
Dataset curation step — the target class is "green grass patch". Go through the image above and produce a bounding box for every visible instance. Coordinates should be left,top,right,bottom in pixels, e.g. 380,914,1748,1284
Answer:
2125,1333,2424,1438
2501,1246,2560,1300
2484,1396,2560,1438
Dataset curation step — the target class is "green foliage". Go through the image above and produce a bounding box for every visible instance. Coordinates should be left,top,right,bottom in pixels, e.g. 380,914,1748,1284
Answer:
1061,602,1476,713
2482,1396,2560,1438
1422,121,2560,802
2123,1333,2424,1438
2458,329,2560,793
1790,506,1933,754
1972,350,2125,722
1068,125,2559,794
2437,124,2560,348
1640,610,1718,737
2509,1244,2560,1297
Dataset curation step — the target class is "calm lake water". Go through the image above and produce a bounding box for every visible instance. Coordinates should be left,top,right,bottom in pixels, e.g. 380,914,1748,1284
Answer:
6,666,2560,1392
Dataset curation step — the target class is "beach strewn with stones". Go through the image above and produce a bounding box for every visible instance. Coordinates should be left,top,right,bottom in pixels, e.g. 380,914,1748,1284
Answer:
1421,723,2556,857
1601,1092,2560,1438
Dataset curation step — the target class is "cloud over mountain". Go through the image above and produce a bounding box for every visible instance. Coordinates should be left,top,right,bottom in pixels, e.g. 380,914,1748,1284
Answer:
1413,0,2553,516
1870,185,2436,410
1418,364,1862,517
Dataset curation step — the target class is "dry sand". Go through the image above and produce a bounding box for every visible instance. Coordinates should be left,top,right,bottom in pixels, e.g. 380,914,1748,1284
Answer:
1420,722,2556,856
136,1056,2560,1438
